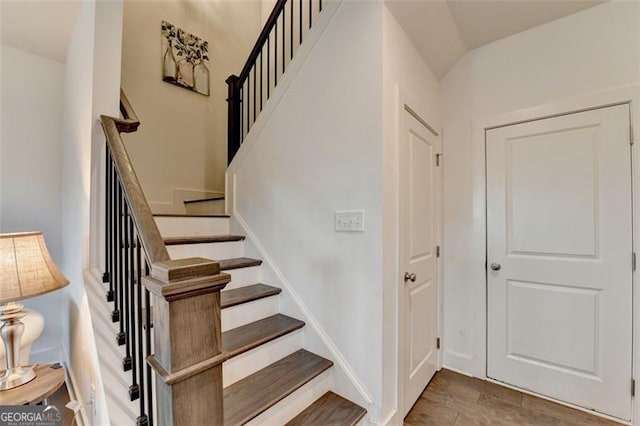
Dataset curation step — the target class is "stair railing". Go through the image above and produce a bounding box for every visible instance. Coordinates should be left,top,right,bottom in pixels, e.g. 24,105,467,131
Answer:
101,90,230,425
227,0,324,164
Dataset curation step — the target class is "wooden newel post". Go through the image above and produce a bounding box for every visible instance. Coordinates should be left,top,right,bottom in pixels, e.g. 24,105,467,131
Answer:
226,74,241,165
143,258,230,425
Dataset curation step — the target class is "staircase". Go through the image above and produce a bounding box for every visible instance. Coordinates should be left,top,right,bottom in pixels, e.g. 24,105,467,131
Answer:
91,0,368,421
135,213,367,424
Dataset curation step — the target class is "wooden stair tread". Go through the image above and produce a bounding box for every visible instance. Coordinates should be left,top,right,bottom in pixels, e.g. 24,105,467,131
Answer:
221,284,281,308
183,196,225,204
286,391,367,426
223,349,333,425
164,235,245,245
223,314,304,360
219,257,262,270
152,213,230,218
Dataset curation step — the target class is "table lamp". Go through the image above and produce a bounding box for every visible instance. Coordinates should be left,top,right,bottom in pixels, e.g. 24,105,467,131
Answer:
0,232,69,390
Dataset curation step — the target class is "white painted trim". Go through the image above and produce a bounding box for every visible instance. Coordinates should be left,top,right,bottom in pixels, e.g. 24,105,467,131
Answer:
226,0,343,174
442,349,475,376
62,348,89,426
441,365,475,378
150,187,225,215
471,85,640,423
223,4,376,415
231,210,375,409
378,409,398,426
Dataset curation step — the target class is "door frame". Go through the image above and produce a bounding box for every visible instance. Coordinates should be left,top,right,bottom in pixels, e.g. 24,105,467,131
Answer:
396,89,444,418
470,86,639,423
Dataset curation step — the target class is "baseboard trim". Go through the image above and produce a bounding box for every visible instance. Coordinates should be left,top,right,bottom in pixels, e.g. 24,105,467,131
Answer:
378,409,398,426
232,211,374,410
61,347,89,426
150,188,225,215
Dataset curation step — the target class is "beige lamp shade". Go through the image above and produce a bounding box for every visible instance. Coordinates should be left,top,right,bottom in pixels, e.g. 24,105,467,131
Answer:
0,232,69,304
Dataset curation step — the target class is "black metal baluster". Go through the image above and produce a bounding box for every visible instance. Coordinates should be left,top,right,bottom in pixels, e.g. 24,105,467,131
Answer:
104,147,111,286
108,160,116,303
275,20,278,86
260,51,263,111
129,222,138,398
136,237,147,425
309,0,312,28
319,0,322,12
300,0,303,44
282,9,286,73
267,36,271,98
238,86,244,143
117,183,125,343
105,155,114,299
291,0,294,60
245,80,250,135
144,262,153,426
113,182,122,327
123,203,132,370
253,65,256,124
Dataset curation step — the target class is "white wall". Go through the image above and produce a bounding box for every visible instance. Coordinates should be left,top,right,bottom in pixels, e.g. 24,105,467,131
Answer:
441,0,640,378
228,0,385,420
0,45,66,360
121,0,262,213
61,0,124,423
381,6,440,424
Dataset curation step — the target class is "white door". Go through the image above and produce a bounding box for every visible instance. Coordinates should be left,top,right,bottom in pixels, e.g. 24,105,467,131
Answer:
400,106,439,417
486,104,633,420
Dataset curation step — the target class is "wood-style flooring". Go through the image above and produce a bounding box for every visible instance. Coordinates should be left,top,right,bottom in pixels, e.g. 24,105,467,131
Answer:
405,369,619,426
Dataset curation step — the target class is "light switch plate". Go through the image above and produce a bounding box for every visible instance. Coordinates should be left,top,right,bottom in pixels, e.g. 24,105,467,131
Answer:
335,210,365,232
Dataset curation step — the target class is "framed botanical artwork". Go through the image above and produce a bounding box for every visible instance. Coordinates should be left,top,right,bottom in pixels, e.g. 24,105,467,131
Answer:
161,20,210,96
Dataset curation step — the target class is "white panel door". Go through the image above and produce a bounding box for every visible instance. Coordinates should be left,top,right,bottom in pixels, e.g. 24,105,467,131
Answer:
486,104,632,420
400,107,439,417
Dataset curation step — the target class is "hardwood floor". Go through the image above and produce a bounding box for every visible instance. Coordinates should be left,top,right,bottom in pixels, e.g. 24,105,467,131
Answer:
405,369,620,426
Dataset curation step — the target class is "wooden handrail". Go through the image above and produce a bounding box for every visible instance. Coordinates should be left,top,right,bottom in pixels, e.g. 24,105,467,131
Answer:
238,0,287,82
227,0,324,164
101,90,230,424
117,89,140,133
100,111,170,265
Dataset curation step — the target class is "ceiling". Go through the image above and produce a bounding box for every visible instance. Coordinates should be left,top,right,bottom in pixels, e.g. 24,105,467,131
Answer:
0,0,605,72
385,0,606,79
1,1,82,63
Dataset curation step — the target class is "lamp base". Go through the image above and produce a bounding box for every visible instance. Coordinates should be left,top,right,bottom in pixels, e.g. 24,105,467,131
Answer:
0,304,37,390
0,365,35,390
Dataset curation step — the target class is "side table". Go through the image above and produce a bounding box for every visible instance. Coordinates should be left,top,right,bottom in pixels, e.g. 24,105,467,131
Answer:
0,364,65,405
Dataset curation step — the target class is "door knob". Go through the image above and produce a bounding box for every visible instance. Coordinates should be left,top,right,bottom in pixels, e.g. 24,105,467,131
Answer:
404,272,417,282
490,263,501,271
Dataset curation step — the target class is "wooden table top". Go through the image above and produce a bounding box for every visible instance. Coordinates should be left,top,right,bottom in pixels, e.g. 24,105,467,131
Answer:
0,364,65,405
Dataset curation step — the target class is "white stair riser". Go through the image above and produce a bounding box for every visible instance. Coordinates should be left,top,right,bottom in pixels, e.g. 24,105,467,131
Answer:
223,331,302,387
223,266,261,290
184,199,225,216
222,296,280,332
167,241,244,262
245,369,332,426
154,216,229,237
